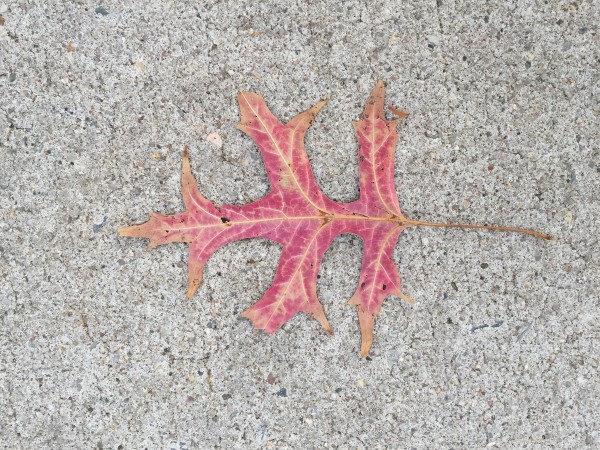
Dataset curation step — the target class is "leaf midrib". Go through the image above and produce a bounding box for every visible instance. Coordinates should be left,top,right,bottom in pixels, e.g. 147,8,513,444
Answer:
172,214,405,232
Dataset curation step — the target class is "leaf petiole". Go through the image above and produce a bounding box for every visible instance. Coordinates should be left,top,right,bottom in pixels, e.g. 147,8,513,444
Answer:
398,218,552,241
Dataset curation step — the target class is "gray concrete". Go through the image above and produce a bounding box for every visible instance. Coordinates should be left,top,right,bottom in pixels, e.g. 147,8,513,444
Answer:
1,0,598,448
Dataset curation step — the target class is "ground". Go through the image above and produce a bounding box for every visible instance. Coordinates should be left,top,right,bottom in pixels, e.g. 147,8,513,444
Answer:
1,0,599,448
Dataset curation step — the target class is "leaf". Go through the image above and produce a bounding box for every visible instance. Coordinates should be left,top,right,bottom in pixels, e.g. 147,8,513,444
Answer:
119,81,551,357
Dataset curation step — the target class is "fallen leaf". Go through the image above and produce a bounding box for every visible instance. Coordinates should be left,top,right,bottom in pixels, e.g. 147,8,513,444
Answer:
119,82,551,357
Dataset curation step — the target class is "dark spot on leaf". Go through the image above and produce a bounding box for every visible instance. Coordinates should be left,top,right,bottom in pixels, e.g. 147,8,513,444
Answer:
382,284,387,290
360,155,365,161
221,217,230,223
361,282,365,288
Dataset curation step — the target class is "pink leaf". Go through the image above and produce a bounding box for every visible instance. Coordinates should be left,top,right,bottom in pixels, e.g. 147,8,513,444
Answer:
119,81,550,357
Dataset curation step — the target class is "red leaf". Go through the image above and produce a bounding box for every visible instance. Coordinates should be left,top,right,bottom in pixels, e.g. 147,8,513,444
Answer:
119,82,550,357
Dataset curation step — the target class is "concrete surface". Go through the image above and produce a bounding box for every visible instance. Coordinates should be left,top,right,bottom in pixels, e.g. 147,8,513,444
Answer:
1,0,599,448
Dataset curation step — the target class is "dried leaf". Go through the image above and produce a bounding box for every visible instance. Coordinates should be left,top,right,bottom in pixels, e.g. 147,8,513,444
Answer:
119,82,550,357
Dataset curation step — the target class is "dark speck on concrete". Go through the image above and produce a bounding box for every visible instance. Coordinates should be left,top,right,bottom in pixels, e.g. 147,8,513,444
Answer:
471,320,504,333
471,323,489,333
93,216,107,233
95,6,109,15
276,388,287,397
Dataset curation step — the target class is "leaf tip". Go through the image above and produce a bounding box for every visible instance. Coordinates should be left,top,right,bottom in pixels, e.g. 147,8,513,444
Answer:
305,302,333,335
354,304,377,358
396,290,414,304
360,332,373,358
314,97,328,112
186,279,200,298
118,225,141,238
364,80,385,120
321,319,333,335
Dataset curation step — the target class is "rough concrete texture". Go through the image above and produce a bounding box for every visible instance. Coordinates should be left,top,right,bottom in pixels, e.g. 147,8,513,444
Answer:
1,0,599,448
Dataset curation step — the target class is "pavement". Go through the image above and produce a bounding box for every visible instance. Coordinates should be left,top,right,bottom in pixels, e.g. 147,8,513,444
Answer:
1,0,598,448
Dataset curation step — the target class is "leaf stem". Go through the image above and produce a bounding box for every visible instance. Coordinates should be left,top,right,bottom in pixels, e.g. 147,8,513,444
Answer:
399,219,552,240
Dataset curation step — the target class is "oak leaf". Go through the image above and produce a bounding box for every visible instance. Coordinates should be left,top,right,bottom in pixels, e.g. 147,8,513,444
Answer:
119,82,550,357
